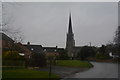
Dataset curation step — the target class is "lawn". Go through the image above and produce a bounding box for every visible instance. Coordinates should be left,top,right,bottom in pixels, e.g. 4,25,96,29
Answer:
2,60,93,79
2,68,60,79
56,60,93,68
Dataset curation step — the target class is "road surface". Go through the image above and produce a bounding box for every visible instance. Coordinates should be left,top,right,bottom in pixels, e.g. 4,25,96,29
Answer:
64,62,118,78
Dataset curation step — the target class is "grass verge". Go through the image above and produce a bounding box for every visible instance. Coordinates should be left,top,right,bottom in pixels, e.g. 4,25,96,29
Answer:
56,60,93,68
2,68,60,79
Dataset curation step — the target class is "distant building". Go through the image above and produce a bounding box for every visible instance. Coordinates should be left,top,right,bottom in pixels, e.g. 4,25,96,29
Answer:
43,46,58,53
43,46,64,56
109,52,119,58
66,13,81,59
74,46,82,57
24,42,65,56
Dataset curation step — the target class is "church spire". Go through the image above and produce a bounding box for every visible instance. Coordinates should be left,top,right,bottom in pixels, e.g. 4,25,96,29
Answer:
68,12,73,34
66,12,75,59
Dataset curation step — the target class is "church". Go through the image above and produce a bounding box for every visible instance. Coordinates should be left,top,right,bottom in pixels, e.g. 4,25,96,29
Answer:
19,13,82,59
23,13,82,59
66,13,81,59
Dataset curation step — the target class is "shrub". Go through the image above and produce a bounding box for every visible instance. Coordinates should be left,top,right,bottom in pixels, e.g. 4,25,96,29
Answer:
2,51,25,66
58,50,69,60
95,53,108,59
77,46,96,60
29,53,46,67
3,51,24,60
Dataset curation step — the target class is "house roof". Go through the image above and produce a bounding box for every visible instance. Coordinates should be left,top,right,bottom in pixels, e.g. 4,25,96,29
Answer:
0,32,14,43
74,46,82,49
57,48,64,50
43,47,64,53
43,47,57,52
43,47,57,49
24,45,43,54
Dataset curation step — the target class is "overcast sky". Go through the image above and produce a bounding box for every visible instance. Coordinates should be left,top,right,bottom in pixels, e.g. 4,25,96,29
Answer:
3,2,118,48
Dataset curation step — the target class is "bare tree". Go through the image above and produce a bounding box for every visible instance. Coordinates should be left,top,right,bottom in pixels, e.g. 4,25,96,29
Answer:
114,26,120,45
113,26,120,58
1,2,24,43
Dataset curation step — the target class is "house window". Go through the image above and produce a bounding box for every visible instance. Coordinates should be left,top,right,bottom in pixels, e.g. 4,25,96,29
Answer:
54,49,57,52
44,49,46,52
31,48,34,51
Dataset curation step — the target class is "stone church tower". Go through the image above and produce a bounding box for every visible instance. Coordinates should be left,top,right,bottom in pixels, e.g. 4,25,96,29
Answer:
66,13,75,58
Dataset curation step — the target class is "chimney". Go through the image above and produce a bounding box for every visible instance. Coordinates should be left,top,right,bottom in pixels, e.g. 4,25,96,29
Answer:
27,42,30,45
56,46,58,49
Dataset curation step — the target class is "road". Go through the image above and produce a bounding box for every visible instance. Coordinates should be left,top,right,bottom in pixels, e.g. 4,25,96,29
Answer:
63,62,118,78
39,65,87,77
